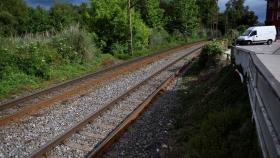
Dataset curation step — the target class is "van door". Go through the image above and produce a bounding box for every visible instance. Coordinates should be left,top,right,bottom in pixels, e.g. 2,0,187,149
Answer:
250,30,259,42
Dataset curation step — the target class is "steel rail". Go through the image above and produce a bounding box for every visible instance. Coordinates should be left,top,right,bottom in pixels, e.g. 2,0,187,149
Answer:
28,45,203,158
0,41,206,126
0,40,205,111
86,56,193,158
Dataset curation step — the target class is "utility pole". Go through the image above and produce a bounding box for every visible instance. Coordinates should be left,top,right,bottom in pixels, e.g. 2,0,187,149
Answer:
127,0,133,55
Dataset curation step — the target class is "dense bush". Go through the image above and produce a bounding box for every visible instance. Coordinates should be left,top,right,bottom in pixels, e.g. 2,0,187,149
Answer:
173,66,262,158
136,0,164,28
0,0,205,100
52,26,97,64
0,0,29,36
149,28,170,47
198,41,224,67
0,26,97,80
112,43,130,59
88,0,150,54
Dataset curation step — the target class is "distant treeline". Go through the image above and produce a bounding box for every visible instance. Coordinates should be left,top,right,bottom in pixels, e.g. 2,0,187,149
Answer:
0,0,259,99
0,0,258,51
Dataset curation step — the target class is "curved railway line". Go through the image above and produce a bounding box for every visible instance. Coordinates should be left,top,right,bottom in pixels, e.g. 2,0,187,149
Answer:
0,41,206,157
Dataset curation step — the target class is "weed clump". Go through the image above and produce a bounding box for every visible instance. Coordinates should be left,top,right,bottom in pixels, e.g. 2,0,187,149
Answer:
172,65,262,158
0,25,98,99
198,41,224,68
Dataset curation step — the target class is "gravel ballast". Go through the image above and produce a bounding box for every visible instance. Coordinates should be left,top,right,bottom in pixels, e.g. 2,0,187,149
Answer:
103,75,181,158
0,44,202,158
49,62,184,157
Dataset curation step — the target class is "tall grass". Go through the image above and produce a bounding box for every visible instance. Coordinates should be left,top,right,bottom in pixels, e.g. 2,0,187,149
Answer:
0,25,100,99
171,63,261,158
0,25,205,100
112,28,204,60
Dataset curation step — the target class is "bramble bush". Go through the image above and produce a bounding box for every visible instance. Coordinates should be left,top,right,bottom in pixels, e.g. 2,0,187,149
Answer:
52,26,93,64
174,66,262,158
0,26,97,80
149,28,169,47
0,26,98,99
198,41,224,67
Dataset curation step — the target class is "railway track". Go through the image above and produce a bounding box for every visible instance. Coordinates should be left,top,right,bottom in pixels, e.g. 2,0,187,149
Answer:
0,41,205,125
0,42,205,157
28,47,202,158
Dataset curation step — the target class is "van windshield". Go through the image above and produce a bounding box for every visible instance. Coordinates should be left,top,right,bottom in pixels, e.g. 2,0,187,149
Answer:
242,29,252,36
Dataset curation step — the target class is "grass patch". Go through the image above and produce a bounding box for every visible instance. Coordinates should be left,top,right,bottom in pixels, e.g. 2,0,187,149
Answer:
0,25,103,100
0,28,203,101
0,20,204,101
170,63,262,158
0,69,41,99
0,53,114,100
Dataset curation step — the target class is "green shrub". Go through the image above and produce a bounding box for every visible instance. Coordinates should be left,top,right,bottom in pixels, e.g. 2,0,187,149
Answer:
199,41,224,67
186,108,258,158
168,29,185,43
149,28,169,47
0,41,53,79
111,42,131,59
0,66,40,98
132,14,151,51
17,42,54,79
0,25,100,98
52,25,97,64
173,66,262,158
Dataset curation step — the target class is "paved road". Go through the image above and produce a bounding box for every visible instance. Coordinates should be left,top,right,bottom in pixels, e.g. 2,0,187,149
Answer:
237,41,280,82
238,41,280,54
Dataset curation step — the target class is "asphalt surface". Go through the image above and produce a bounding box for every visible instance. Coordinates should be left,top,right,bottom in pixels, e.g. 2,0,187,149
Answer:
237,41,280,82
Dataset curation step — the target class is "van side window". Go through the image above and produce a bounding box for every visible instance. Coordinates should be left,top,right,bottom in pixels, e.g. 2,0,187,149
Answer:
250,31,257,36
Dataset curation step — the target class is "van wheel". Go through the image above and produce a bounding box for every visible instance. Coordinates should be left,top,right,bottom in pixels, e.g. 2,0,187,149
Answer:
247,41,252,45
267,39,273,45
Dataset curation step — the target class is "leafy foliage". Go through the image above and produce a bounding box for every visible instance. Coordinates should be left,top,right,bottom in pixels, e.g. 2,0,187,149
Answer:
222,0,258,32
198,41,224,67
0,0,205,99
149,28,170,47
48,4,82,31
173,65,262,158
136,0,164,28
196,0,219,28
0,26,97,79
0,0,29,36
88,0,150,53
164,0,200,37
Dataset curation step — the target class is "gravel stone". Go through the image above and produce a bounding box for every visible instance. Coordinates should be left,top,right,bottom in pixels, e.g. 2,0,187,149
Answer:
0,44,202,158
103,76,181,158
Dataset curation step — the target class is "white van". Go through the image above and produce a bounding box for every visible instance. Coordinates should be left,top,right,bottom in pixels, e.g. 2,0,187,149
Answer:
236,26,276,45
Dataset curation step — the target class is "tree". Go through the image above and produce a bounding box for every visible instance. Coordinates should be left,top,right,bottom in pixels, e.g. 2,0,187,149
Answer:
88,0,150,53
49,4,81,31
196,0,218,28
0,0,29,36
224,0,258,30
136,0,164,28
196,0,219,37
27,7,51,33
170,0,200,37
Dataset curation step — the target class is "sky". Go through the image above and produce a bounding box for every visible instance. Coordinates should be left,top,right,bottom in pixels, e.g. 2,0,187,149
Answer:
219,0,267,22
26,0,267,23
26,0,89,9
